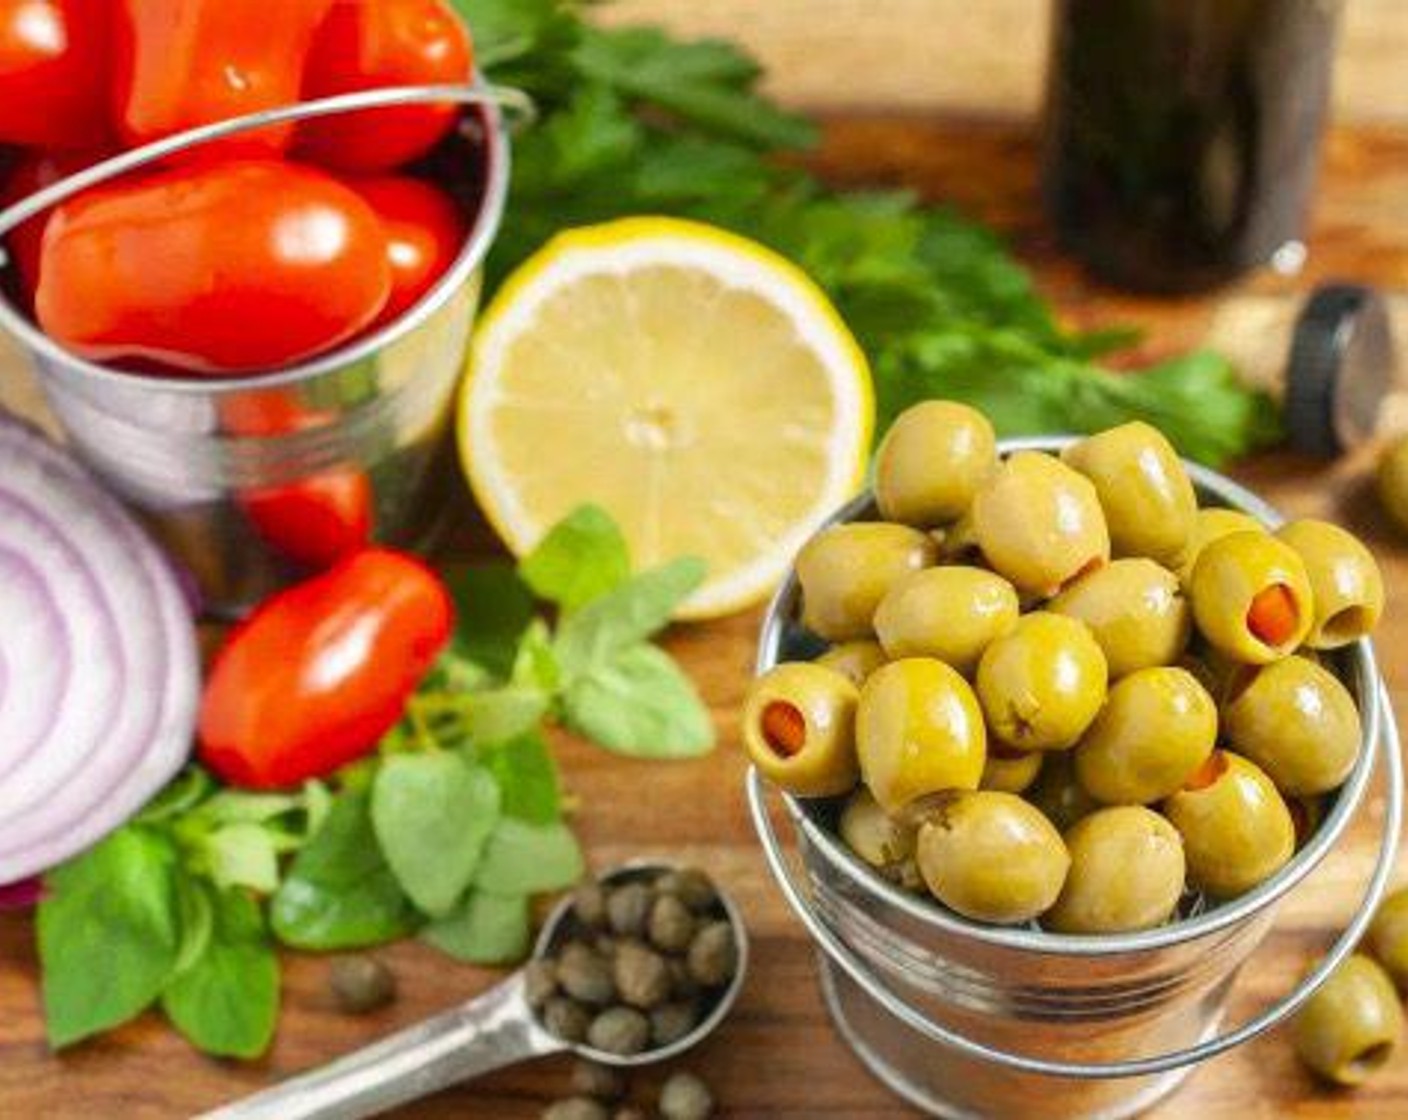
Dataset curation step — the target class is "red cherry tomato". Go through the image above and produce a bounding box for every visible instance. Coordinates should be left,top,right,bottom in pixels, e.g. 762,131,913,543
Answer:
35,160,392,375
0,0,111,149
113,0,335,156
223,392,374,569
0,147,108,302
297,0,473,174
198,549,453,789
347,175,468,327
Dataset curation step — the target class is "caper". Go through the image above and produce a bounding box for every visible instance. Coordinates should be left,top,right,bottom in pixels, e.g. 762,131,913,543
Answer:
328,954,397,1015
571,1060,627,1103
587,1006,651,1055
606,882,653,938
650,1000,700,1048
558,943,616,1006
543,1099,610,1120
543,996,592,1043
656,867,718,914
687,921,738,987
572,880,609,929
613,941,671,1010
658,1071,716,1120
525,958,559,1010
648,893,697,953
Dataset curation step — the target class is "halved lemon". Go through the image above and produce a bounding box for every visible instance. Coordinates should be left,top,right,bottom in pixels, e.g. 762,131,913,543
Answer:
459,216,874,619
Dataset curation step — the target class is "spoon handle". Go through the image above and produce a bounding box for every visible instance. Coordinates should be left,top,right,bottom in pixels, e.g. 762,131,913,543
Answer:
201,971,565,1120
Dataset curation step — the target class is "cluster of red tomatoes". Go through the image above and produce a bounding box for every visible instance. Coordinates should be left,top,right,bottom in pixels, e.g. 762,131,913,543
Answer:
0,0,477,376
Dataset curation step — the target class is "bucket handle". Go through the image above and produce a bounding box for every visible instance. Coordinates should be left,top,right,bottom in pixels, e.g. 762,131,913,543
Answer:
747,676,1403,1081
0,81,535,242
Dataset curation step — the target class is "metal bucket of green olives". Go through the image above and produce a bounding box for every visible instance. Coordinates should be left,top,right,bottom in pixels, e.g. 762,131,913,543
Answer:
748,435,1403,1120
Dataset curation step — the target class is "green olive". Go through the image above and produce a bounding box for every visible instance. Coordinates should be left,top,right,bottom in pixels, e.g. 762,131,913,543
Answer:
857,658,986,813
971,452,1110,597
874,401,996,527
981,745,1044,794
1162,751,1295,898
1189,530,1314,663
1074,667,1216,804
1049,558,1191,679
1063,422,1197,567
839,787,917,875
1294,954,1403,1086
1223,656,1361,796
873,566,1020,674
1027,752,1100,832
1177,508,1266,586
1376,435,1408,535
1045,807,1185,933
1367,887,1408,994
742,662,859,797
1276,519,1384,649
915,791,1069,924
797,522,937,641
816,640,888,687
976,613,1108,752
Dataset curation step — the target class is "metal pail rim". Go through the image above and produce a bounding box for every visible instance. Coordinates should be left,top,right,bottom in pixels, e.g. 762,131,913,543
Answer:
756,436,1386,958
0,80,524,396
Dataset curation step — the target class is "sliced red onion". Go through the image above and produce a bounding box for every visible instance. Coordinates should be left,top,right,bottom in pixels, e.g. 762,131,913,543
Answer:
0,876,44,910
0,412,198,884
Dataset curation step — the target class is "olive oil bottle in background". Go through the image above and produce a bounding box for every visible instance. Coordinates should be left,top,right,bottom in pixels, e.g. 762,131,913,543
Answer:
1042,0,1342,293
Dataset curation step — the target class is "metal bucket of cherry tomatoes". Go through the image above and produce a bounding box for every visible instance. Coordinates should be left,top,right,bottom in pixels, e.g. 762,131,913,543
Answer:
0,1,522,615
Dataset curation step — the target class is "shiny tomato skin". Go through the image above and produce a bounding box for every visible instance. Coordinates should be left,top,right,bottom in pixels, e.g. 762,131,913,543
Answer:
113,0,334,156
347,175,468,326
0,0,111,148
223,392,374,568
297,0,473,174
198,549,453,789
1,147,109,303
35,160,392,375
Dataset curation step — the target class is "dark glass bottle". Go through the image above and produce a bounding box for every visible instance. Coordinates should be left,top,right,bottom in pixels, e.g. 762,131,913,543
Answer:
1042,0,1342,293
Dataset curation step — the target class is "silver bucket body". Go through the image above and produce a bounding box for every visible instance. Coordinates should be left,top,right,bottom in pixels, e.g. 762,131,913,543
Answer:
751,438,1401,1120
0,86,512,615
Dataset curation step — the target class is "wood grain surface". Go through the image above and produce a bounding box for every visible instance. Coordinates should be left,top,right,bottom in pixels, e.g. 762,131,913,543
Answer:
3,117,1408,1119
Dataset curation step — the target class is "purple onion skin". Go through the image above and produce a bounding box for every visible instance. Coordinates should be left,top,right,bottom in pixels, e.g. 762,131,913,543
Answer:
0,877,45,910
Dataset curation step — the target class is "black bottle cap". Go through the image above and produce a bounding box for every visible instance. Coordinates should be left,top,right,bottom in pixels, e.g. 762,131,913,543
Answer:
1284,283,1395,457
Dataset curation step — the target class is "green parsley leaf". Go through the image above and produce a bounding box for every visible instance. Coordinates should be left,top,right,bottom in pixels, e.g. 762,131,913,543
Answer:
38,828,183,1048
422,890,531,965
562,643,714,759
162,885,279,1060
476,818,584,895
519,502,631,611
271,790,419,951
478,731,563,824
574,25,816,149
371,754,501,918
444,562,536,678
554,556,706,679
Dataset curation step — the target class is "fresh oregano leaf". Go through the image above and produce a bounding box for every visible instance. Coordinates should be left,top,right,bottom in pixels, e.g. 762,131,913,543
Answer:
458,685,552,746
38,827,183,1048
421,890,530,965
553,556,706,678
476,818,584,896
271,790,419,951
197,823,281,894
162,885,279,1060
561,643,715,759
478,731,562,824
519,503,631,611
137,767,216,824
371,753,501,918
170,868,215,979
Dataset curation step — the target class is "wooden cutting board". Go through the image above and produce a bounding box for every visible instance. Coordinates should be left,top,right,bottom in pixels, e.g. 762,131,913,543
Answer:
2,116,1407,1119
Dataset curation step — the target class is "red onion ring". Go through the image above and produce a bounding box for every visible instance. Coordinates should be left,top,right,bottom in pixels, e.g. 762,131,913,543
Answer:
0,412,198,883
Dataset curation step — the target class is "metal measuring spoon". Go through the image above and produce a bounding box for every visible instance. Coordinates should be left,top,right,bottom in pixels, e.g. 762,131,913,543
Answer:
204,862,749,1120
